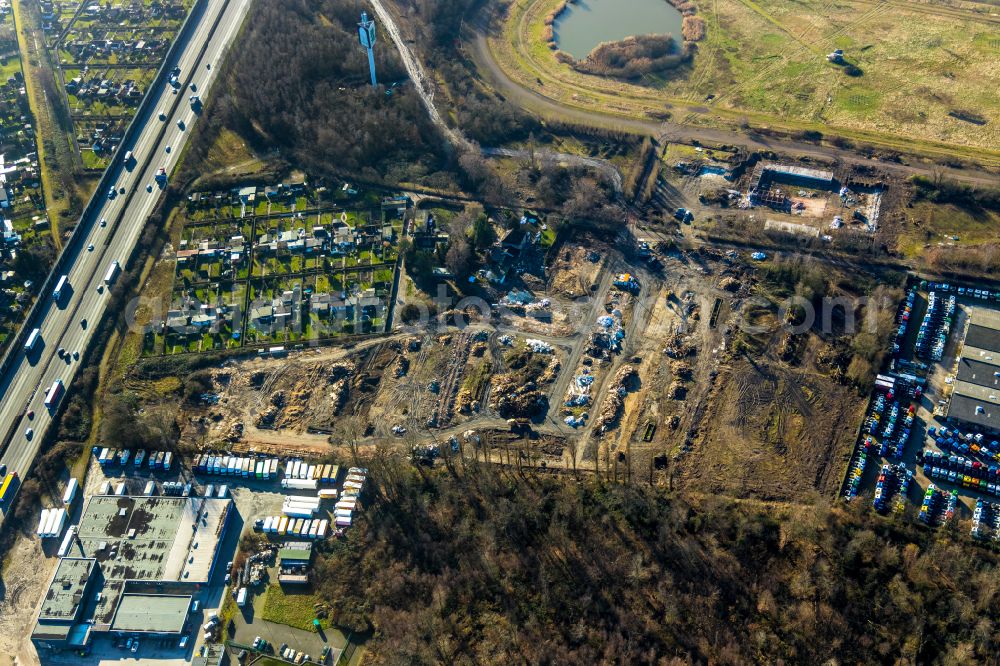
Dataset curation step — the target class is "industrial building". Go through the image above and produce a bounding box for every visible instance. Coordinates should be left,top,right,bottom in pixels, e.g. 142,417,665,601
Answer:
947,307,1000,432
277,541,313,585
747,163,837,208
32,494,233,651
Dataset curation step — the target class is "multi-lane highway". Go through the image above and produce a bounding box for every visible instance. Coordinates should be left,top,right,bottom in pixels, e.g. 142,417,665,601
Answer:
0,0,250,518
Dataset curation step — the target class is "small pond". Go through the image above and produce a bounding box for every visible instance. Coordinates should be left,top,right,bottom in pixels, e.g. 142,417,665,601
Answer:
553,0,684,60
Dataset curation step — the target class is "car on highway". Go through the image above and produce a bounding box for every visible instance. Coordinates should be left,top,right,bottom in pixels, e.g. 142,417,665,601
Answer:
57,347,65,358
146,184,153,193
26,410,34,420
25,427,33,440
72,351,80,360
0,464,6,477
190,82,197,91
166,145,172,153
87,244,94,251
177,119,185,130
81,319,87,329
107,186,116,200
100,218,107,227
97,285,104,294
119,186,125,195
159,109,166,120
206,63,211,69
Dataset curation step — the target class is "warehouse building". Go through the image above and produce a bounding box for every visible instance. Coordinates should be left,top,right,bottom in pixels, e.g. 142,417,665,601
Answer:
32,495,233,651
947,307,1000,432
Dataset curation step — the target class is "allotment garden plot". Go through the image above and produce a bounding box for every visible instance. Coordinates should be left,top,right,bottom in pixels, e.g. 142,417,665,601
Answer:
146,186,402,355
41,0,192,170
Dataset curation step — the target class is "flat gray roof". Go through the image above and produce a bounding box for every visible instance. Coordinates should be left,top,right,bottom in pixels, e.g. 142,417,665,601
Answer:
111,593,191,634
970,307,1000,331
949,393,1000,431
959,345,1000,368
75,495,231,584
956,357,1000,389
965,325,1000,354
38,558,95,621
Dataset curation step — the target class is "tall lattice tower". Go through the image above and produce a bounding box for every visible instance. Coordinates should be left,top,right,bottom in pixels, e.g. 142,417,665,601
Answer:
358,12,377,87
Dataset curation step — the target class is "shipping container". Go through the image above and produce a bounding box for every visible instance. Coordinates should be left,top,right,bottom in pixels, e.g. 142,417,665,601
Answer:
143,480,156,496
278,516,289,534
205,484,215,498
98,481,111,495
318,488,338,500
115,483,126,496
163,452,173,471
62,478,79,506
218,485,228,498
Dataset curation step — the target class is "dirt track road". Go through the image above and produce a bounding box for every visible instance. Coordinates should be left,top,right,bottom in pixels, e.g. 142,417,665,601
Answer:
467,27,1000,188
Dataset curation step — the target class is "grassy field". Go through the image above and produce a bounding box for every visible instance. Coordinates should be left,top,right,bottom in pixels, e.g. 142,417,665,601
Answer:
260,584,328,632
896,202,1000,258
489,0,1000,160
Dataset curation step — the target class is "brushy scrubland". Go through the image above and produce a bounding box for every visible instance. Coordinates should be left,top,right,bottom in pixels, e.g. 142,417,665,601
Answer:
313,459,1000,664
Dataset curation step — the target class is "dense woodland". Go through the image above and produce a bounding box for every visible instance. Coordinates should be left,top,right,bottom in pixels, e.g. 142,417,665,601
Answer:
187,0,454,186
313,458,1000,664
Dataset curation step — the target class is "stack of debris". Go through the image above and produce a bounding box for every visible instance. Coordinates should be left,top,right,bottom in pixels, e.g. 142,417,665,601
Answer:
595,365,638,433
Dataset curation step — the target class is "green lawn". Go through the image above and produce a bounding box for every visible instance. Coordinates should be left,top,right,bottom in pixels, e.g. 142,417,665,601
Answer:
259,584,328,631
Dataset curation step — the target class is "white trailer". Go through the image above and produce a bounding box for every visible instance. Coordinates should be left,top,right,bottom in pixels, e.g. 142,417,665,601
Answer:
53,274,69,301
48,509,67,539
144,480,156,496
24,328,41,353
62,478,79,506
317,519,329,538
43,379,65,409
115,482,126,496
104,260,120,285
217,485,228,499
36,509,50,536
317,489,338,500
282,505,315,519
281,478,318,490
236,588,248,607
57,525,77,557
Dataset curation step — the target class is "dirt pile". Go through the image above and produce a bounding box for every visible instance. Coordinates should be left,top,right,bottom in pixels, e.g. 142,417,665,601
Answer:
489,373,548,418
595,365,638,433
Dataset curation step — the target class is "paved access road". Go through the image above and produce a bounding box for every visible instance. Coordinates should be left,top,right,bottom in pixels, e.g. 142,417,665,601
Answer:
0,0,251,520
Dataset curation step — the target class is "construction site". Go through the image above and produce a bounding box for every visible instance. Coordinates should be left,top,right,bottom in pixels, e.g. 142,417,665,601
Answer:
118,225,879,502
